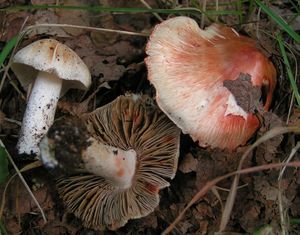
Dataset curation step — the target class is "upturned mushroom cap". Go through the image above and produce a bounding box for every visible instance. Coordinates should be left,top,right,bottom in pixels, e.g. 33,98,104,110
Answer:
145,16,276,150
56,94,180,230
11,38,91,94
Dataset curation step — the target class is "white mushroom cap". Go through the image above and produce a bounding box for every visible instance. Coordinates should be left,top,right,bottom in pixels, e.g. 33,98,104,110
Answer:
11,38,91,95
11,39,91,155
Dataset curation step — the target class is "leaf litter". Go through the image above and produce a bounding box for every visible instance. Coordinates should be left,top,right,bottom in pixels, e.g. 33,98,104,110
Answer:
0,0,300,234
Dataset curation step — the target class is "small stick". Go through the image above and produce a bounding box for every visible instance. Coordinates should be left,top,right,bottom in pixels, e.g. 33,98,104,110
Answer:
140,0,163,22
0,141,47,222
162,161,300,235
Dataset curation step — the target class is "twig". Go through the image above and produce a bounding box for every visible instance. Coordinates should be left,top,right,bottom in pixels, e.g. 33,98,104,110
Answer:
6,73,26,100
278,141,300,234
162,126,300,235
162,161,300,235
278,141,300,180
4,117,21,126
201,0,207,28
24,23,149,37
256,6,261,39
219,126,300,231
140,0,163,22
0,16,29,94
214,184,248,192
215,0,219,22
0,160,42,220
285,46,298,124
0,140,46,222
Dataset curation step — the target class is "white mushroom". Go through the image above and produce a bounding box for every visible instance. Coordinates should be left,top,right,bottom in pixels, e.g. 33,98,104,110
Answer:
11,39,91,155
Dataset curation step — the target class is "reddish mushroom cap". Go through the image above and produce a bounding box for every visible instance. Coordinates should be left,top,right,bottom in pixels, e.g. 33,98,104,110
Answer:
145,16,276,150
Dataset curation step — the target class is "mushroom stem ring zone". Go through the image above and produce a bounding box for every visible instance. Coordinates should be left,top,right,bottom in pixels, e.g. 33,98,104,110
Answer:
17,71,62,155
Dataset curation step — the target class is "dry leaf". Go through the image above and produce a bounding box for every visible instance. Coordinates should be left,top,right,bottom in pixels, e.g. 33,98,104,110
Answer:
178,153,198,173
223,73,261,113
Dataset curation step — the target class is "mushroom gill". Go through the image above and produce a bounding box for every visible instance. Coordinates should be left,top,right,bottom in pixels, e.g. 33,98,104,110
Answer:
56,94,180,230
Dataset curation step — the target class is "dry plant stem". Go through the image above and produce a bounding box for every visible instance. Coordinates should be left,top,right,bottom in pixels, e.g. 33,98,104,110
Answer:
212,187,224,212
162,161,300,235
278,141,300,234
0,170,16,220
215,0,219,22
24,23,149,37
201,0,207,28
219,126,300,231
278,181,288,235
6,73,26,100
278,141,300,180
0,16,29,94
4,117,21,126
285,47,298,124
214,184,248,192
0,141,46,222
256,7,261,39
162,126,300,235
140,0,163,22
174,7,203,15
16,180,20,225
0,161,42,220
287,95,294,124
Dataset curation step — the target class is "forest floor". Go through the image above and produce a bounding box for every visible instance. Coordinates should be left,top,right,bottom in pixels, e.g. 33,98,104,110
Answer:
0,0,299,234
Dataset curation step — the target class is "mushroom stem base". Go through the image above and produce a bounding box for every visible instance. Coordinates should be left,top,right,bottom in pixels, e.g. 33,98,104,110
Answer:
17,71,62,155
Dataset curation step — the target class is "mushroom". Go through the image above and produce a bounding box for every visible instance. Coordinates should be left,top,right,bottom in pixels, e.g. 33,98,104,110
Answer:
40,94,180,230
11,39,91,155
145,16,276,150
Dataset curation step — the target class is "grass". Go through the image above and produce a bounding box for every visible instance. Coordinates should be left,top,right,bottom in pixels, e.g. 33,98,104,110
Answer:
0,36,18,67
255,0,300,43
290,218,300,225
0,220,8,235
277,34,300,107
1,4,242,16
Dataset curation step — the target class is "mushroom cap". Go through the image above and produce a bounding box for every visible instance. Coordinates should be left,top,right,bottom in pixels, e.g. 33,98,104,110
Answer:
11,39,91,95
56,94,180,230
145,16,276,150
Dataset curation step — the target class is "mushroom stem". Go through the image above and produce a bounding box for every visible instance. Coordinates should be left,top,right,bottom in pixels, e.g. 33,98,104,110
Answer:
17,71,62,155
83,137,137,189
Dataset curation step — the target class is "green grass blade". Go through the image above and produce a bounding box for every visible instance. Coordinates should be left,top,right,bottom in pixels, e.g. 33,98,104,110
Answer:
290,218,300,225
255,0,300,43
1,4,241,16
287,0,299,13
0,140,9,184
0,36,18,67
0,221,8,235
277,34,300,107
1,4,200,14
252,225,273,235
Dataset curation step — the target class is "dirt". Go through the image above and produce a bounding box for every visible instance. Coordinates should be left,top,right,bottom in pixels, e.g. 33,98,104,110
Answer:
223,73,262,114
1,0,300,235
41,116,91,174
